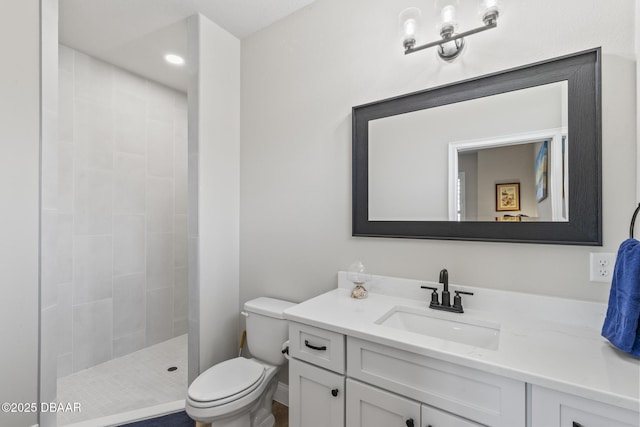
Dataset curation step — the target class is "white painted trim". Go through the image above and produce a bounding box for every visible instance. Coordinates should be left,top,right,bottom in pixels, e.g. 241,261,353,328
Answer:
448,127,568,221
63,399,185,427
273,381,289,406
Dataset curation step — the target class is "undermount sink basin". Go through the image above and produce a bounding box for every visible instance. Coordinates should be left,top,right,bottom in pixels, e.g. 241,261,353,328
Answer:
375,306,501,350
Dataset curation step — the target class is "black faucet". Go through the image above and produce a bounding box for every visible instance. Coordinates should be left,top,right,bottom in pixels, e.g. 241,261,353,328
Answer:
421,269,473,313
439,269,450,307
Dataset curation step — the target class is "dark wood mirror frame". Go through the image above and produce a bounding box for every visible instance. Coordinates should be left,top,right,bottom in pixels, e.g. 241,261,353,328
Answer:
352,48,601,245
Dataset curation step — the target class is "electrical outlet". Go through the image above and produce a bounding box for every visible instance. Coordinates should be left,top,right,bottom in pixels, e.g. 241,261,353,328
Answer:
589,253,616,283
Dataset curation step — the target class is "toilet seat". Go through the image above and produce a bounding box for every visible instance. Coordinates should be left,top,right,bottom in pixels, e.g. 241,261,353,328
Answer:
188,357,266,408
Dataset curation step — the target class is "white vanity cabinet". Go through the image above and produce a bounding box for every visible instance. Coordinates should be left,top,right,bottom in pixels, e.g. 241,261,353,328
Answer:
289,358,344,427
288,322,526,427
346,378,483,427
285,280,639,427
530,385,640,427
347,337,525,427
289,323,346,427
346,378,421,427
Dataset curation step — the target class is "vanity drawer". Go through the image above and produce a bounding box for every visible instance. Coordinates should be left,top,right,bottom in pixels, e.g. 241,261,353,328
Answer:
289,322,345,374
530,385,640,427
347,337,525,427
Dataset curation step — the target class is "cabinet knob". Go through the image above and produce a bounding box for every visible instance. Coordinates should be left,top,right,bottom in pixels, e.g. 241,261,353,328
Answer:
572,423,584,427
331,388,339,397
405,419,414,427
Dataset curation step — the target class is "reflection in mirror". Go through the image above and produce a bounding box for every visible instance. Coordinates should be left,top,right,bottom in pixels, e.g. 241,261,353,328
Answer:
368,81,568,222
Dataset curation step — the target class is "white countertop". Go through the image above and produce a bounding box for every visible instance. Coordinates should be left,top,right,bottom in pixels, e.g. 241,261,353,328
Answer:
283,272,640,411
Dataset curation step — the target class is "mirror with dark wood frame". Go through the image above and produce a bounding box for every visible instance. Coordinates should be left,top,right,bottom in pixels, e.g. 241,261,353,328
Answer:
352,48,601,245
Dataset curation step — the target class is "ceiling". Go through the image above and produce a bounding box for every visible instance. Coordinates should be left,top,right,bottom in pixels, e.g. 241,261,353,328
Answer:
59,0,317,92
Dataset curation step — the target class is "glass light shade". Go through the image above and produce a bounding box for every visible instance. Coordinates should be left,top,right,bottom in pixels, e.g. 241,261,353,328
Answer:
481,0,500,14
438,4,459,34
440,5,457,25
479,0,501,23
347,261,369,284
399,7,422,44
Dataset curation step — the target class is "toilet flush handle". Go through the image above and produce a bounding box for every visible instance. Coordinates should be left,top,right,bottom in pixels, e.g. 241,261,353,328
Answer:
241,311,249,317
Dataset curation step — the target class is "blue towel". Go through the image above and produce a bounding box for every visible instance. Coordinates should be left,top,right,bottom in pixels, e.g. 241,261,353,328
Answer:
602,238,640,357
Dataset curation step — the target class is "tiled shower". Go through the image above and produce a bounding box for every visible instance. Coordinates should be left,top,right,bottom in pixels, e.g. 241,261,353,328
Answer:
46,45,188,379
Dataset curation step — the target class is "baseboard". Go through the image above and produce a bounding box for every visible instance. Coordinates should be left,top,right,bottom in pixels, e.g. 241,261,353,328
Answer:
273,381,288,406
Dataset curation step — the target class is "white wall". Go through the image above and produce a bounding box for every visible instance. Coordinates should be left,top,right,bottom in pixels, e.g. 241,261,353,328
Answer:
0,1,40,426
187,14,241,380
240,0,636,305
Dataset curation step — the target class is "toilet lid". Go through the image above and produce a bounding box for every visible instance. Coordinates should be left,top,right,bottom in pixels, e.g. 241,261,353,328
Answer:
189,357,265,403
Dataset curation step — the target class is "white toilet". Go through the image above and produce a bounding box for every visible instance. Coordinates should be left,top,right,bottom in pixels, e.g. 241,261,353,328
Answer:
186,297,296,427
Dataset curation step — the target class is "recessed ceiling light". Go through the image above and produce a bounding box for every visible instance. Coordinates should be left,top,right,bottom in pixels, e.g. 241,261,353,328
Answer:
164,54,185,66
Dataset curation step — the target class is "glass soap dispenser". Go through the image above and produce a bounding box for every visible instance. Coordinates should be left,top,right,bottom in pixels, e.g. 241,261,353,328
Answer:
348,261,369,299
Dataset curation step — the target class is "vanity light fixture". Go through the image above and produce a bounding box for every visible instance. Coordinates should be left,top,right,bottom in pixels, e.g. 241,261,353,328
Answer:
400,0,501,62
164,53,185,66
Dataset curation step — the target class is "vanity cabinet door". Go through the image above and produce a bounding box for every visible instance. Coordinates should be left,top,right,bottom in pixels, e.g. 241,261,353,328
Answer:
530,385,639,427
346,378,421,427
289,358,344,427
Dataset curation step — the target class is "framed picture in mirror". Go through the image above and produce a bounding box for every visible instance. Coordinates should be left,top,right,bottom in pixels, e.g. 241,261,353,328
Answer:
496,183,521,211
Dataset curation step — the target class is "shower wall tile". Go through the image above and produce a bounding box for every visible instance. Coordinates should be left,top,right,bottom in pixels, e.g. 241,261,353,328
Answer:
147,81,177,122
188,154,199,237
113,330,146,358
41,120,59,211
56,213,73,284
74,168,113,235
74,99,114,171
73,299,113,371
58,142,74,214
59,68,74,143
174,267,187,320
115,91,146,155
147,119,174,178
59,44,74,74
174,116,188,215
174,318,188,337
57,283,72,357
73,235,113,304
147,177,174,232
74,51,113,107
54,45,188,375
147,232,174,290
114,215,145,276
174,215,187,268
41,305,58,423
114,153,145,214
114,70,147,102
113,273,146,339
146,287,173,346
41,210,59,309
58,353,73,378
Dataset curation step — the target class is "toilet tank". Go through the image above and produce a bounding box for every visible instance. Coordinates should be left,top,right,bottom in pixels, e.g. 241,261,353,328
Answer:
244,297,296,366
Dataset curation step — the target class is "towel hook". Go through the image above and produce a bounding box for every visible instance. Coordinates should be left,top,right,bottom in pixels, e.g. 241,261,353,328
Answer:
630,203,640,238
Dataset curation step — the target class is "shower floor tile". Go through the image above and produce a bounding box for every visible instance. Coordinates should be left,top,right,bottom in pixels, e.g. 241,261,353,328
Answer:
57,334,188,426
